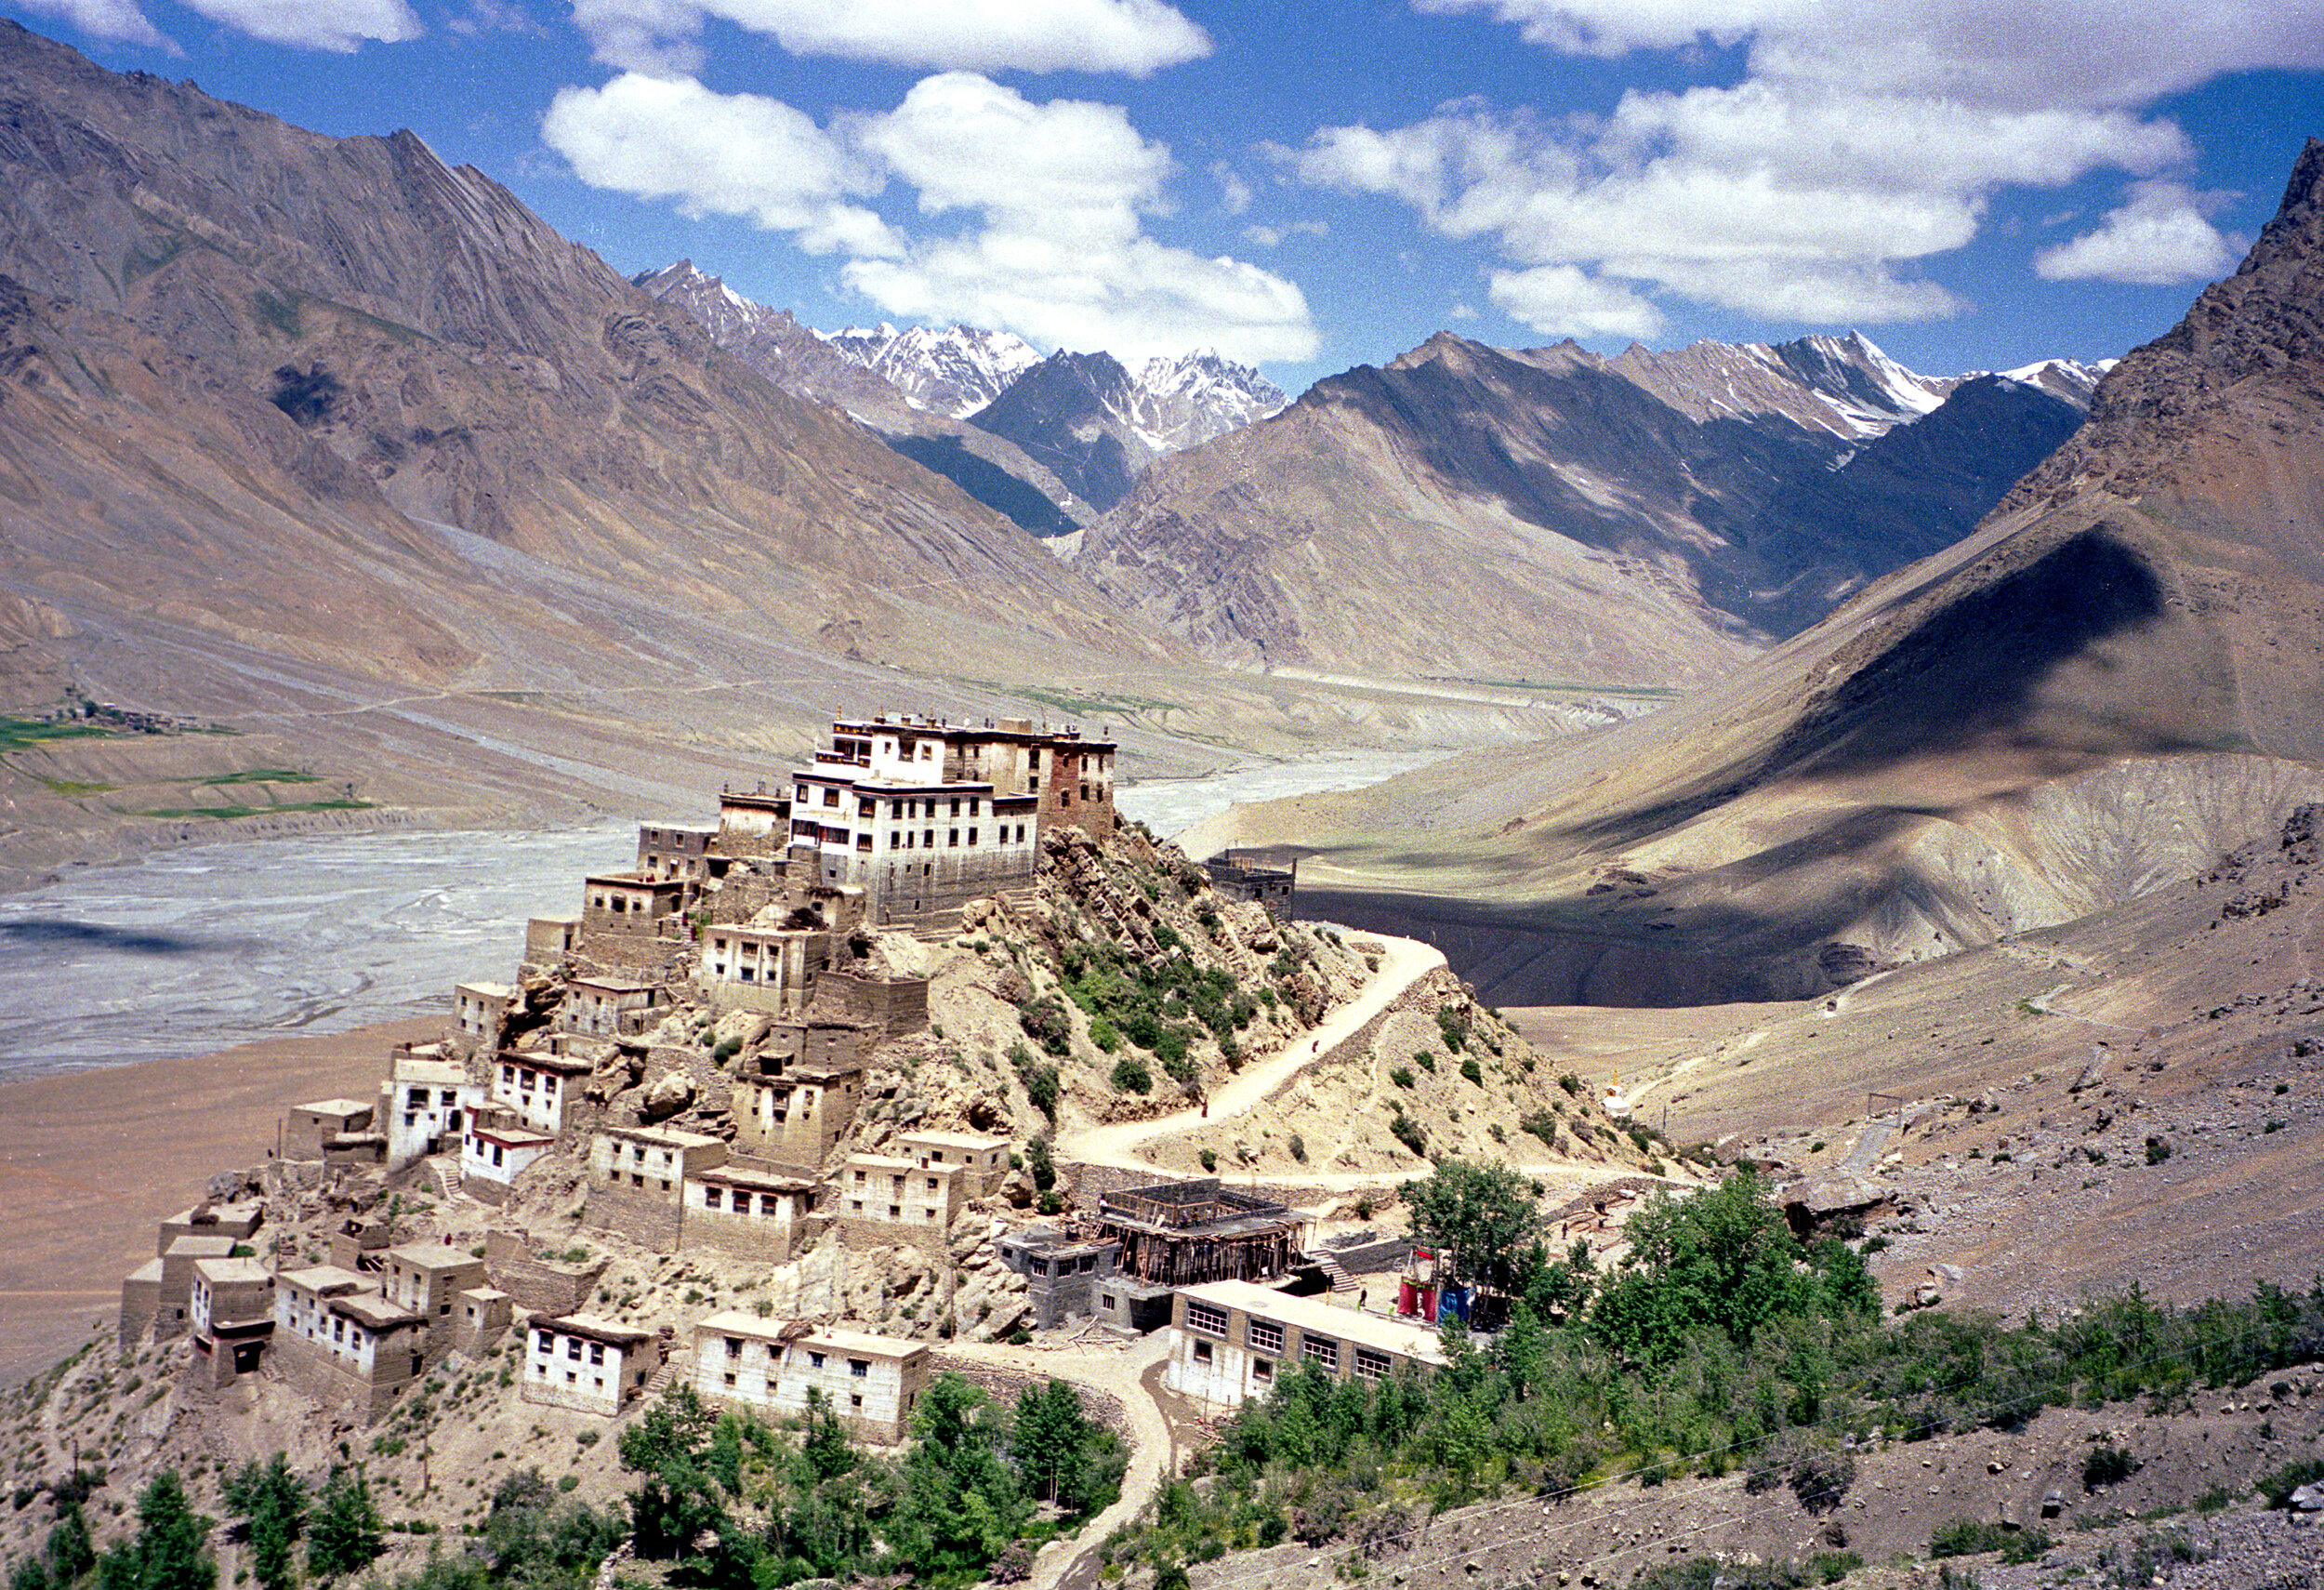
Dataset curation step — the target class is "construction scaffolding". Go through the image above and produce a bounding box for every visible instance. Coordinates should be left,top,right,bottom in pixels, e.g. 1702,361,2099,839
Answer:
1093,1178,1308,1287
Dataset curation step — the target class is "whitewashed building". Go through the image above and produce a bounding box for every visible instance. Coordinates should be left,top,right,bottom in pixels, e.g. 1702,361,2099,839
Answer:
690,1313,931,1443
1164,1279,1445,1410
521,1314,660,1416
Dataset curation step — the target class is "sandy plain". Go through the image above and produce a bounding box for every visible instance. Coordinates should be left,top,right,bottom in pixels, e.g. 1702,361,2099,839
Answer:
0,1016,431,1385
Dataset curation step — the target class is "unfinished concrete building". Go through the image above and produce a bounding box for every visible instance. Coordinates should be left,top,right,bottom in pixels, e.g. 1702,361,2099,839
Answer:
1203,849,1299,919
997,1227,1124,1331
1094,1179,1310,1288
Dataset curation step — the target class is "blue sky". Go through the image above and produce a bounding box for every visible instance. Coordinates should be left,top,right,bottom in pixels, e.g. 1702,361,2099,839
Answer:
11,0,2323,395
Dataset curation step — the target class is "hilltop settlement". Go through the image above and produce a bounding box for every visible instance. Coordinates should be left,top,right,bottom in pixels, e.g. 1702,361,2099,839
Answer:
5,713,1694,1589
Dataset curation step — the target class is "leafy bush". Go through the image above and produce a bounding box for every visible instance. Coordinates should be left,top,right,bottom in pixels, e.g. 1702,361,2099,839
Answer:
1559,1073,1583,1097
2082,1444,2136,1490
1110,1056,1153,1094
2256,1456,2324,1508
2145,1135,2172,1165
1389,1110,1427,1156
1288,1134,1307,1163
1459,1058,1484,1087
1389,1067,1417,1090
1930,1518,2008,1558
1414,1052,1437,1074
1018,995,1074,1057
1198,1148,1218,1173
1436,1007,1469,1052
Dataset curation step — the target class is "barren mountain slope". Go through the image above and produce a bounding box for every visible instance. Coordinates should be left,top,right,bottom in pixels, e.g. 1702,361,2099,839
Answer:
1194,140,2324,1006
635,263,1088,534
1076,329,2086,684
0,22,1242,875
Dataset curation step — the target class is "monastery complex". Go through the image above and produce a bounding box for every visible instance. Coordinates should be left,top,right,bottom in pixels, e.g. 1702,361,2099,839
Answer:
103,711,1482,1447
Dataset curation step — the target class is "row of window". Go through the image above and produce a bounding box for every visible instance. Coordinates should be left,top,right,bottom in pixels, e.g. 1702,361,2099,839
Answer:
718,1338,871,1376
699,1186,795,1215
1182,1305,1383,1379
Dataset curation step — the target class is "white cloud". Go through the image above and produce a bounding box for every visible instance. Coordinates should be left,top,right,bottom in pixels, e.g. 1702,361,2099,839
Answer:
568,0,1208,77
1487,265,1662,338
541,74,898,256
1211,162,1254,215
1417,1,2324,111
19,0,423,48
179,0,420,49
547,71,1317,365
1310,0,2324,334
2033,180,2240,285
448,0,546,37
12,0,172,47
1241,219,1327,247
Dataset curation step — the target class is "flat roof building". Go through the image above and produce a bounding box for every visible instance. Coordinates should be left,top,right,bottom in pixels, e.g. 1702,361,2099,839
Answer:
522,1314,660,1417
1165,1279,1445,1410
691,1314,931,1444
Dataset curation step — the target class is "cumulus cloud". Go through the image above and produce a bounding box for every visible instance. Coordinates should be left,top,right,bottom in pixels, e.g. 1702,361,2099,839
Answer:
546,71,1316,365
568,0,1208,77
11,0,173,47
2033,180,2241,285
1281,0,2298,334
1417,0,2324,110
542,74,898,256
180,0,420,49
1487,265,1662,338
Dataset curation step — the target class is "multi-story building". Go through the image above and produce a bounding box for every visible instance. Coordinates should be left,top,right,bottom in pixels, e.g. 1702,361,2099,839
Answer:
895,1130,1012,1199
783,712,1116,924
491,1049,594,1138
584,1125,730,1251
459,1109,557,1204
379,1049,473,1171
187,1256,273,1387
520,1314,660,1416
690,1314,931,1443
833,1153,964,1246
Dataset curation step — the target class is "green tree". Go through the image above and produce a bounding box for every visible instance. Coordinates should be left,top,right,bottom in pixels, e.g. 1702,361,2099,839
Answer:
1588,1171,1815,1363
304,1468,383,1583
120,1473,215,1590
224,1454,307,1590
1010,1379,1100,1507
1404,1158,1539,1293
615,1385,730,1563
889,1373,1028,1577
799,1388,855,1483
47,1504,98,1587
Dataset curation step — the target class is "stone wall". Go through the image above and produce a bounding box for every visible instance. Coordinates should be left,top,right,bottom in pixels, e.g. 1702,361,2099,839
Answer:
583,1182,684,1253
269,1333,412,1424
679,1206,822,1265
812,972,930,1034
483,1232,610,1317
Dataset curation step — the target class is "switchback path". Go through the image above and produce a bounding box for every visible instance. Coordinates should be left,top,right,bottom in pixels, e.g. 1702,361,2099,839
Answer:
1059,933,1448,1173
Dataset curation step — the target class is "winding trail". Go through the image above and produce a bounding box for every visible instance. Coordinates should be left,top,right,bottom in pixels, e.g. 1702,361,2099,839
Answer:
938,1332,1176,1590
1059,933,1447,1173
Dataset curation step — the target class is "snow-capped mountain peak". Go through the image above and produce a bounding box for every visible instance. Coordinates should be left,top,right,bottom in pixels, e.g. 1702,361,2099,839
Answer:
818,323,1042,417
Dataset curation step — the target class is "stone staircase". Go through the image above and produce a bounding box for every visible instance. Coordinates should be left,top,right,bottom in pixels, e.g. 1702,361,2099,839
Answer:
424,1159,463,1200
1314,1253,1358,1298
641,1354,685,1398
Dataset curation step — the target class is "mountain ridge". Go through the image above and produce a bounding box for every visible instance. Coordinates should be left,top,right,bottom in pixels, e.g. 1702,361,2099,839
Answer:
1076,325,2093,683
